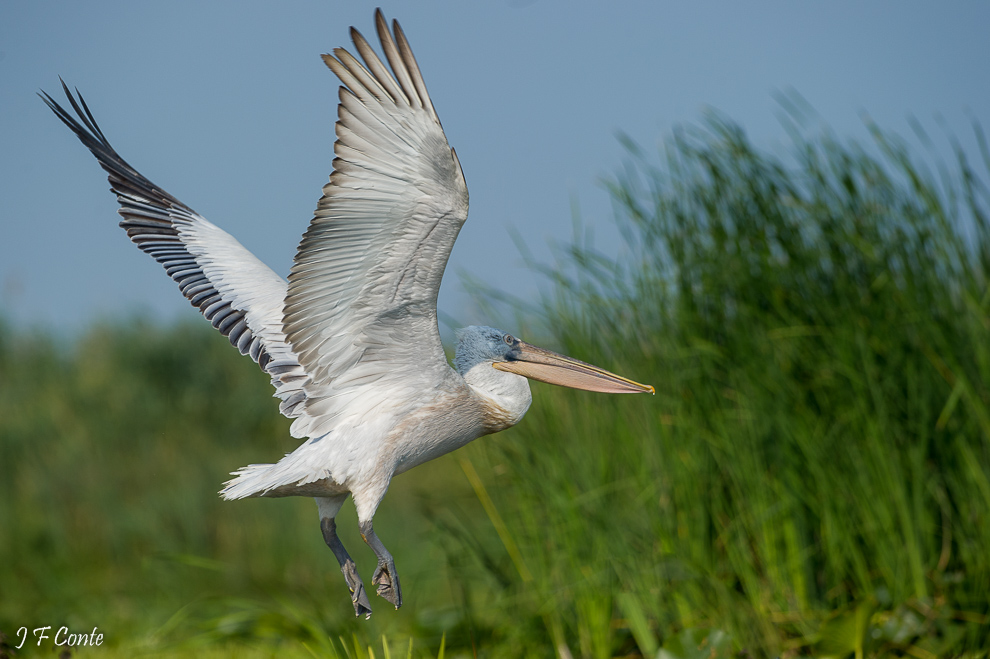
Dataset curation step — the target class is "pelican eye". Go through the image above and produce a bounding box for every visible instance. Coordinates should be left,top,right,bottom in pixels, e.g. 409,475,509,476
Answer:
503,334,514,345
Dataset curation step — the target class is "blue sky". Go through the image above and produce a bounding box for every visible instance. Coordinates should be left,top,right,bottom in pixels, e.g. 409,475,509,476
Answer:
2,1,988,340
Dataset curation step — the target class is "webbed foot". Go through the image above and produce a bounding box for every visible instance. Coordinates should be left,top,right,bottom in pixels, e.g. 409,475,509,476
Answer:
342,559,373,618
372,558,402,609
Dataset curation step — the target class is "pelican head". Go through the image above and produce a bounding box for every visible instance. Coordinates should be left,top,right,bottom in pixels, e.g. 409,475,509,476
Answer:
454,325,654,398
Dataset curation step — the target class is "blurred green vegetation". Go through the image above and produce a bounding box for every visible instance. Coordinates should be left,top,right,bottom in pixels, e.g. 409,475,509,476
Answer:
3,110,990,657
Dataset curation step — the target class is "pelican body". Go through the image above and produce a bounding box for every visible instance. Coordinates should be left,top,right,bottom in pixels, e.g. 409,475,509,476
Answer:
43,11,653,617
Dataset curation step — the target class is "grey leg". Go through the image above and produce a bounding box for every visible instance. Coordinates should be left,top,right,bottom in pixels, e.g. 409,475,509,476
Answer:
359,520,402,609
321,517,373,618
316,496,372,618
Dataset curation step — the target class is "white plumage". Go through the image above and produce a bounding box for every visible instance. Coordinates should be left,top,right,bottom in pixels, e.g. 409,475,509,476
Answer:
43,10,652,617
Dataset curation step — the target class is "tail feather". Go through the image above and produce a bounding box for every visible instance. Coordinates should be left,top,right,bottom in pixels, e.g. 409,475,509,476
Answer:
220,464,277,500
220,447,338,500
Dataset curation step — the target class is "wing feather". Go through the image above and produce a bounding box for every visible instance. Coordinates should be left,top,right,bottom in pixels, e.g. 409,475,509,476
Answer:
350,27,407,105
41,83,310,417
44,9,469,444
375,12,423,111
283,10,468,439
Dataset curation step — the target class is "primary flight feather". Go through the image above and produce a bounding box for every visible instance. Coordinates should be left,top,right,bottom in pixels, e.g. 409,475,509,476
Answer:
42,9,653,617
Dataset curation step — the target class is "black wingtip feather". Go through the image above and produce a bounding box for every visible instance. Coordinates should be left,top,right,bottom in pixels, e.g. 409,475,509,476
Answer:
41,80,187,211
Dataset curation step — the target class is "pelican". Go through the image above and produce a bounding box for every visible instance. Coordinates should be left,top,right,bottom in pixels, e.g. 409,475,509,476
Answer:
42,10,653,617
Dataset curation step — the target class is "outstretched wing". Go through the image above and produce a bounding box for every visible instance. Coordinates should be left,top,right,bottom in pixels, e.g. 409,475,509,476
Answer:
41,84,309,418
284,10,470,439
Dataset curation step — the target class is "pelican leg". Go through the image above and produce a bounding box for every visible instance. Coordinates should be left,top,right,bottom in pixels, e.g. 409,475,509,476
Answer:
359,520,402,609
321,518,373,617
316,496,372,618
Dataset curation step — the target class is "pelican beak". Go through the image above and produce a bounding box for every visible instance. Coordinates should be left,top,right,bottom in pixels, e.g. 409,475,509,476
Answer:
493,340,654,394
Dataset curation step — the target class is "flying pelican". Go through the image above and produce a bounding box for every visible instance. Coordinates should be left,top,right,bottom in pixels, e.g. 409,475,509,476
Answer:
42,10,653,617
